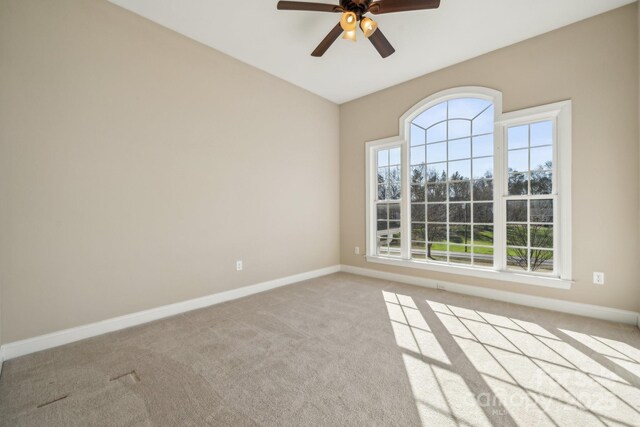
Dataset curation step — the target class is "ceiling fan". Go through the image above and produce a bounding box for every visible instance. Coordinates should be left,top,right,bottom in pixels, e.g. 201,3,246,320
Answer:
277,0,441,58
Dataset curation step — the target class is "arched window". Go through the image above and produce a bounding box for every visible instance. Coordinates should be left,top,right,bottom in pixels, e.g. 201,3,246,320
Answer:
409,97,495,267
365,87,572,288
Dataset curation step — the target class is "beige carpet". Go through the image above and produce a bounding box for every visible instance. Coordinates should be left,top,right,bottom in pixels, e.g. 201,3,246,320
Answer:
1,272,639,426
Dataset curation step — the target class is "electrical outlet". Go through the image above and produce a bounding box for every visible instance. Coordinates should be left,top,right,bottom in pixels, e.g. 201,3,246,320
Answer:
354,246,360,255
593,272,604,285
236,260,243,271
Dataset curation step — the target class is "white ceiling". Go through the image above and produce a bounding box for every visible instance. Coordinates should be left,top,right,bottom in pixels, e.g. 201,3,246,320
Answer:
108,0,634,104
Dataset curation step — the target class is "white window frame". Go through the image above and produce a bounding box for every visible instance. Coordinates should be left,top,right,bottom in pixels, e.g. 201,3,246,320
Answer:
365,87,572,290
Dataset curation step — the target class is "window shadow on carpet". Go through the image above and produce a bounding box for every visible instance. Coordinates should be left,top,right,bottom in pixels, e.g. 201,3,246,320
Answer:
383,290,640,426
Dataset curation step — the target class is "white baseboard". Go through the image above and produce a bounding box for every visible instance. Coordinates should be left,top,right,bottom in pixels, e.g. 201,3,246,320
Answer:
0,265,341,361
341,265,640,325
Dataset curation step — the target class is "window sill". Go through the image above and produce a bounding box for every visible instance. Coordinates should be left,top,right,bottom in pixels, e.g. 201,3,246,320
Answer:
366,255,573,290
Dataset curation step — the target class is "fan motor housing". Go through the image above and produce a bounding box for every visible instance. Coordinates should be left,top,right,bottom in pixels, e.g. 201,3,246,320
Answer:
340,0,372,18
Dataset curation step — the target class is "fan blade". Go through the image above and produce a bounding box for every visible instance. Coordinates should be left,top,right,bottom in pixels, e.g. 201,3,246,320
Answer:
311,23,343,57
369,0,440,14
277,1,343,13
368,27,395,58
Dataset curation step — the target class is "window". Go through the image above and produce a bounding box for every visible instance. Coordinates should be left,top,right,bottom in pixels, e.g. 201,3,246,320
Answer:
409,98,495,267
375,146,402,257
365,87,572,289
505,121,554,273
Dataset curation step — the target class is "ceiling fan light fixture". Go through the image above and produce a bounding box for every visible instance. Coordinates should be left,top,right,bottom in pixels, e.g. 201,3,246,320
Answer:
276,0,442,58
339,11,357,32
360,17,378,38
342,29,357,42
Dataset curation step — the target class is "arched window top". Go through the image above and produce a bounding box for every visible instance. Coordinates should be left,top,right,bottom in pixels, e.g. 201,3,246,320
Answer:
411,98,494,144
399,86,502,140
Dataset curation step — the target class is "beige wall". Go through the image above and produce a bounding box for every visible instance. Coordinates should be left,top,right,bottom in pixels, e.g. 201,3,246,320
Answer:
340,4,640,312
0,0,340,343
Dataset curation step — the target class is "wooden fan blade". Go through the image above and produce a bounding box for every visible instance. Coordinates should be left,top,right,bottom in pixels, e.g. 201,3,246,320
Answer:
368,27,395,58
311,23,343,57
277,1,343,13
369,0,440,14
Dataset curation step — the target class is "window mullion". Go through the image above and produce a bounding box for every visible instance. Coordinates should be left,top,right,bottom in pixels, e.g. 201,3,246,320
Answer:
401,140,411,260
494,120,506,271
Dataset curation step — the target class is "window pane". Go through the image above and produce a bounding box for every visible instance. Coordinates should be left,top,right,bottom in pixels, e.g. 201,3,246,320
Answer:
449,98,491,120
411,146,425,165
472,157,493,179
411,165,425,184
390,236,401,249
388,183,396,200
427,122,447,143
472,105,494,135
412,222,425,241
473,225,494,246
378,167,388,183
390,148,401,166
507,247,528,271
389,221,401,230
377,220,388,232
449,244,472,265
473,246,494,266
389,166,401,199
530,199,553,223
426,163,447,182
411,204,425,222
428,244,447,262
413,102,447,129
508,149,528,173
530,146,552,171
427,142,447,163
377,204,388,220
389,203,401,220
426,183,447,202
531,250,553,272
411,124,426,146
473,179,493,201
531,224,553,248
427,204,447,222
377,150,389,167
449,203,471,223
450,225,472,244
508,125,528,149
389,165,400,182
507,224,528,247
411,204,426,222
427,224,447,242
473,203,493,223
448,120,471,140
531,170,552,195
449,138,471,160
507,200,528,222
449,160,471,180
530,121,553,147
508,172,529,195
411,184,425,202
472,134,493,157
449,181,471,201
378,184,386,200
